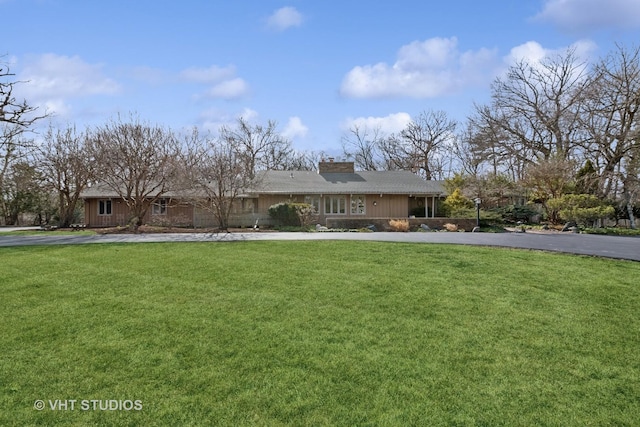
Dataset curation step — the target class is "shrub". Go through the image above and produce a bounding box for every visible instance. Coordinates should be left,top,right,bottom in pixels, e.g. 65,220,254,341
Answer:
444,223,458,232
546,194,615,227
388,219,410,232
268,202,317,227
493,204,538,223
442,188,474,217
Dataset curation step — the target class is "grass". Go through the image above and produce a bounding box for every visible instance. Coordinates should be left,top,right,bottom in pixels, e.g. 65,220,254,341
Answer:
0,229,97,236
1,241,639,426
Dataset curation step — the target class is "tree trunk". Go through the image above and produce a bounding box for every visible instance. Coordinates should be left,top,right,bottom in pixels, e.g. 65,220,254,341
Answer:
627,200,637,229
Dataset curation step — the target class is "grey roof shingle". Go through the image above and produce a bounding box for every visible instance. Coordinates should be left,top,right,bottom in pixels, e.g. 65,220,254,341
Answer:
80,170,446,198
253,170,445,195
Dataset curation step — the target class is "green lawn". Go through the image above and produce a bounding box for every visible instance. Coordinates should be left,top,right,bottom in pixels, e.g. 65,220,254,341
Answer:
1,241,639,426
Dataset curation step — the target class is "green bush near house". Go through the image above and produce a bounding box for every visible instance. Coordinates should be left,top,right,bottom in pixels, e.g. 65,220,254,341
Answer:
268,202,315,227
442,188,474,217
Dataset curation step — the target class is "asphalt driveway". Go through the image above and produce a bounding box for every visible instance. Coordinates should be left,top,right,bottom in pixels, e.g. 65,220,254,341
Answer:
0,230,639,261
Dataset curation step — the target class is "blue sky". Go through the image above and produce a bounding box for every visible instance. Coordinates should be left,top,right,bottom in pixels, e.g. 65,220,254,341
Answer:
4,0,640,154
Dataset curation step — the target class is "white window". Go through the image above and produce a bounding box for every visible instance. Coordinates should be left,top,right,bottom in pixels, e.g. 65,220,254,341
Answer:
98,199,112,216
351,195,366,215
152,198,167,215
325,196,346,214
304,196,321,213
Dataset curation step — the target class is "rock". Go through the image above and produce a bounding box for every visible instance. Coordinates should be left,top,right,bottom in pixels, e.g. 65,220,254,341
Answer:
420,224,431,231
472,226,481,232
366,224,377,232
316,224,329,231
570,226,580,233
561,221,577,232
541,224,549,230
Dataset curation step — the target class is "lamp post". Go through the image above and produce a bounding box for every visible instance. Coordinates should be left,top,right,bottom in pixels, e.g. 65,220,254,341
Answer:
474,197,481,228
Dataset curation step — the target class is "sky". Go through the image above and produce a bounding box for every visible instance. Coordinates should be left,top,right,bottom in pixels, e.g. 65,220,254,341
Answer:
4,0,640,155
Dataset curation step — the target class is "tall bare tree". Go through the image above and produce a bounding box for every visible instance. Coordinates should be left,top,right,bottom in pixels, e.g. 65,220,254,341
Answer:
579,45,640,227
470,48,590,173
219,117,292,178
0,60,47,224
180,129,257,231
341,124,384,171
380,110,457,179
38,125,95,227
90,115,180,230
1,61,45,128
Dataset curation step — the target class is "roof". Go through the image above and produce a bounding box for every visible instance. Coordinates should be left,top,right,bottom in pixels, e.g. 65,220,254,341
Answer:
252,170,445,196
81,170,446,198
80,183,192,199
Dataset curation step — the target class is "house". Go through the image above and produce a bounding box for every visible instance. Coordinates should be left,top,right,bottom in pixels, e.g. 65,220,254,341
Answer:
81,160,446,228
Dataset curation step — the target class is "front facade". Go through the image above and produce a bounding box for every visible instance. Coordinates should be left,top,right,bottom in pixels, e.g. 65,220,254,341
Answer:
81,161,446,228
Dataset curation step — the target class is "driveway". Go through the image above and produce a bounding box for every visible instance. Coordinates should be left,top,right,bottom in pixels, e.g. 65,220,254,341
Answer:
0,230,639,261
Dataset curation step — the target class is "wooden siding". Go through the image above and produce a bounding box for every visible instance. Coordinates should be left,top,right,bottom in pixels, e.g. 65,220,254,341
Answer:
84,193,443,228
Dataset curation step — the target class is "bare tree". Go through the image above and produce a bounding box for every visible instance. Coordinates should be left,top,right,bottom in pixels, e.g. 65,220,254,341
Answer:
1,60,46,128
220,117,292,177
470,48,590,174
0,60,47,224
90,115,180,230
341,125,384,171
182,131,256,231
38,124,95,227
579,45,640,227
380,110,457,179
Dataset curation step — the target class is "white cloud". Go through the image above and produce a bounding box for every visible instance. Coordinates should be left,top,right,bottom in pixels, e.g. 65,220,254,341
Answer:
342,112,412,136
204,78,249,100
282,116,308,140
14,54,120,119
20,54,120,99
182,65,249,100
267,7,303,32
534,0,640,31
340,37,497,99
505,39,597,66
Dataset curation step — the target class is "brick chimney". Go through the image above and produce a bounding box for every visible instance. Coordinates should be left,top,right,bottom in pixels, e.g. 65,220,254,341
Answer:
319,159,355,173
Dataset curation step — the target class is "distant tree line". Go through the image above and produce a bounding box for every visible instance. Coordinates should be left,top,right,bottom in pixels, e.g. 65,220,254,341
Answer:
1,44,639,229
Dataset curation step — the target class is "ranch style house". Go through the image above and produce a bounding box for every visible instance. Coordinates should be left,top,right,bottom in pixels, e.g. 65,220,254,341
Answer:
81,160,447,229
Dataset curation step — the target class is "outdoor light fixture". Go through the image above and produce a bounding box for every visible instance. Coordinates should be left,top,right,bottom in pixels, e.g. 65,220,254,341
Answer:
474,198,481,228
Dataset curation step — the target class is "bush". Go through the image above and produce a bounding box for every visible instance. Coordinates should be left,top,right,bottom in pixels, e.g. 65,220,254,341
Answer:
546,194,615,227
582,227,640,236
388,219,410,232
442,188,474,217
493,204,538,223
443,223,458,232
268,202,317,227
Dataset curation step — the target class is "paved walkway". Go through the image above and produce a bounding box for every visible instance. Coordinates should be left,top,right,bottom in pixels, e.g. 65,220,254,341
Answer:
0,229,639,261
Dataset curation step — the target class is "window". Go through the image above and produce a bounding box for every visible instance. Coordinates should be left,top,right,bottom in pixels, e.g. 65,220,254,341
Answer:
351,195,366,215
152,198,167,215
324,196,346,214
304,196,320,213
98,199,112,216
234,198,256,214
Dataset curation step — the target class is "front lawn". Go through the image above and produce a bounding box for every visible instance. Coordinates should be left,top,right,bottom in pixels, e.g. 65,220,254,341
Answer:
1,241,638,425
